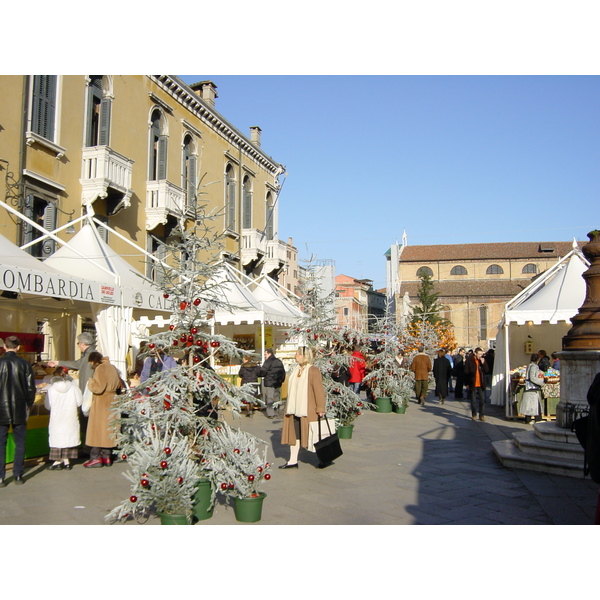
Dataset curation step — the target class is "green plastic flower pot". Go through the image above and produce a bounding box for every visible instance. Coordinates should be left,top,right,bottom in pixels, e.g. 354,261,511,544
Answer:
337,424,354,439
193,479,214,521
233,492,266,523
394,404,407,414
375,397,393,413
158,512,190,525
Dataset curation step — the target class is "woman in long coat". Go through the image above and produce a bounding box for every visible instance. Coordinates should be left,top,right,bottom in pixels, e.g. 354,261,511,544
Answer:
84,352,122,468
432,349,451,405
45,374,82,470
521,353,544,424
280,346,326,469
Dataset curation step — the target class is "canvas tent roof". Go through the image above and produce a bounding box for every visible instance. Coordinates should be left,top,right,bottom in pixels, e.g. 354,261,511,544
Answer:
44,224,170,312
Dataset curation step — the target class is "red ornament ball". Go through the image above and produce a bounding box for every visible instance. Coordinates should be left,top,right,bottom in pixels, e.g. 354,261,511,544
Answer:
163,293,170,299
193,298,201,306
148,343,155,349
180,301,188,311
169,324,175,331
264,474,271,480
191,327,198,334
160,461,168,469
210,341,220,348
164,447,172,455
257,466,263,473
248,475,255,482
172,340,178,346
121,454,127,460
177,477,184,484
220,483,228,490
130,495,138,503
234,448,240,454
193,356,200,364
141,479,149,487
164,400,172,410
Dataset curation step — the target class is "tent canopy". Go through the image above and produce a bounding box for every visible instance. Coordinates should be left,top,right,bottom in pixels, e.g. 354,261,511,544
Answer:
44,224,170,312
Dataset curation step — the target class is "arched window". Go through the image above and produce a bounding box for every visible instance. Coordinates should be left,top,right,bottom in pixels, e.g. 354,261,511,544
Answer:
265,192,274,240
225,163,236,230
486,264,504,275
149,109,167,181
86,75,112,147
182,134,197,209
417,266,433,278
522,263,537,274
242,175,252,229
451,265,468,275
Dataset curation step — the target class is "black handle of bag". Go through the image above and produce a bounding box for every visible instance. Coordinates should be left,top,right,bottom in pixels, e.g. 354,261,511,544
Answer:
317,415,333,441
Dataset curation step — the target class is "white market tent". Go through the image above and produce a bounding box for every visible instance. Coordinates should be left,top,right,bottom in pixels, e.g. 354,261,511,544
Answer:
207,263,303,358
490,245,589,412
45,223,170,377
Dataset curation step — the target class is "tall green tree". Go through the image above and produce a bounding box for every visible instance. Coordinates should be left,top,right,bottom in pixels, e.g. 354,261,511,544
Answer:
410,271,452,327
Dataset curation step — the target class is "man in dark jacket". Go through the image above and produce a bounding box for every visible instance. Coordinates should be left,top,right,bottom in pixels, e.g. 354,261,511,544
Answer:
0,336,36,486
464,347,489,421
258,348,286,418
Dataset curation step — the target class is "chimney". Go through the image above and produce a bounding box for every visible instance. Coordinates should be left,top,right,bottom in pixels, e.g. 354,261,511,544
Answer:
249,126,262,147
189,80,218,107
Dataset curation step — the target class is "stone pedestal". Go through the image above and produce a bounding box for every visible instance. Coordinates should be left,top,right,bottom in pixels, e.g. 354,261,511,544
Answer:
555,350,600,428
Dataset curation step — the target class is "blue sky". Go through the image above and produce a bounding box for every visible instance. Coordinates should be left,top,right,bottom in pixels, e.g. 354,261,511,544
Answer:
179,75,599,289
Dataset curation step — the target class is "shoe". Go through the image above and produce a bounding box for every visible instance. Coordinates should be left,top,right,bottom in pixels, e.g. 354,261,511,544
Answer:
479,416,486,421
471,416,477,420
102,457,113,467
48,463,63,471
83,458,104,468
14,475,24,485
278,463,298,469
316,462,332,469
440,399,445,405
63,463,73,470
0,479,5,488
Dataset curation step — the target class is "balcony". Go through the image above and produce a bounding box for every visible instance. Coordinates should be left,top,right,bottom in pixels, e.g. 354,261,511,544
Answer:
80,146,134,206
241,228,267,269
146,180,186,230
265,238,288,276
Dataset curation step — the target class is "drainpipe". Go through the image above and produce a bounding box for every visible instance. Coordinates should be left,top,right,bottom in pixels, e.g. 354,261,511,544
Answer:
17,76,29,243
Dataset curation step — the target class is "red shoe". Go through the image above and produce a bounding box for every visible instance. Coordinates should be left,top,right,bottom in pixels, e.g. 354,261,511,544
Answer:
83,458,104,468
102,457,113,467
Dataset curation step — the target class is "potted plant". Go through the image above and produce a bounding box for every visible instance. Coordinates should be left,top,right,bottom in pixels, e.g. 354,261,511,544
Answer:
205,421,271,523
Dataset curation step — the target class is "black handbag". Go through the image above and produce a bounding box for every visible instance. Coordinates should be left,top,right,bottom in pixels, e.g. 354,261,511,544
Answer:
313,416,343,465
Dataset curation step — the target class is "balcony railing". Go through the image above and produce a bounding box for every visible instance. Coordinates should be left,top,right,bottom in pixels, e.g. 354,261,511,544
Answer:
265,238,288,274
80,146,133,206
146,180,186,230
241,228,267,267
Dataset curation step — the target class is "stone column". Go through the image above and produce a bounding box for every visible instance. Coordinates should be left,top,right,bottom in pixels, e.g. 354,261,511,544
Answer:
556,229,600,428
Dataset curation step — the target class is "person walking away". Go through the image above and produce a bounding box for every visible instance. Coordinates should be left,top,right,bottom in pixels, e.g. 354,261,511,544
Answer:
238,355,261,416
0,336,36,486
483,348,495,401
537,350,551,373
348,346,366,395
140,346,177,383
258,348,286,419
464,347,489,421
444,349,454,392
410,346,432,405
44,373,83,470
47,332,96,394
520,353,544,424
279,346,326,469
433,349,451,405
83,352,122,468
452,348,466,398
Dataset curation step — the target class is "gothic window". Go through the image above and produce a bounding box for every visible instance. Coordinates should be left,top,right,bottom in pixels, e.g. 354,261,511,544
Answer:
182,134,197,210
225,163,236,230
149,109,167,181
265,192,274,240
85,76,112,147
242,175,252,229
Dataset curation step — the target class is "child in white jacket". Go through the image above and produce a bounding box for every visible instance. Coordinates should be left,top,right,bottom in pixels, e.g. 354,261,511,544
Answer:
44,375,83,470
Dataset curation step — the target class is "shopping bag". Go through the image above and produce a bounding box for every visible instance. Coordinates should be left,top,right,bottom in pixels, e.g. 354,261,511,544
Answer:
82,383,93,417
313,416,343,465
308,418,337,452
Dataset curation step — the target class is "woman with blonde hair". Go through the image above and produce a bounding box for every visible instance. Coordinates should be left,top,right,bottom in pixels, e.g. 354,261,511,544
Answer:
279,346,326,469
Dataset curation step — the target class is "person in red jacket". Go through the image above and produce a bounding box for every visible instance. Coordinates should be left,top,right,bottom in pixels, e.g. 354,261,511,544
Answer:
348,346,366,395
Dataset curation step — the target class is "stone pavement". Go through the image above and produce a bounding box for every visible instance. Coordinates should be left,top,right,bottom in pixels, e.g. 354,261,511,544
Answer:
1,391,598,525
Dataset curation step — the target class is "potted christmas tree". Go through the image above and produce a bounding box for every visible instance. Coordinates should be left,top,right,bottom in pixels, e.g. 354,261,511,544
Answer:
106,184,264,525
203,421,271,523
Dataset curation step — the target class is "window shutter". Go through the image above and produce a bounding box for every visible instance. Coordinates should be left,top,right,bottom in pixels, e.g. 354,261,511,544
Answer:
228,179,236,229
99,98,112,146
32,75,56,140
243,186,252,229
157,135,167,180
187,155,197,206
41,201,57,257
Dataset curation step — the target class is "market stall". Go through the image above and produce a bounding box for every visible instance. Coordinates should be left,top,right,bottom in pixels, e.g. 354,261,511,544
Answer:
490,245,589,418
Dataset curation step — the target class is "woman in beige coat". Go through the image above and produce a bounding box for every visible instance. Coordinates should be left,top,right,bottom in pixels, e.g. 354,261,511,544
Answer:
280,346,326,469
83,352,122,468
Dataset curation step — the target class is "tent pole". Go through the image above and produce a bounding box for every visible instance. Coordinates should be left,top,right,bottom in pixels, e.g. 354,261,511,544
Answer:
504,321,511,418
